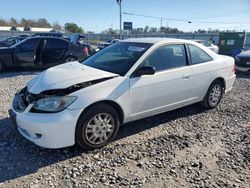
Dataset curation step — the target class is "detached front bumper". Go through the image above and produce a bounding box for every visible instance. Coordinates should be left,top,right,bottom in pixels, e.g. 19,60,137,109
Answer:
10,94,83,149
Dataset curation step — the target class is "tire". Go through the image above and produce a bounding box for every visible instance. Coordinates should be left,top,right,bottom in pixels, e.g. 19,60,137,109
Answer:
0,60,6,73
64,56,77,63
201,80,224,109
76,103,120,150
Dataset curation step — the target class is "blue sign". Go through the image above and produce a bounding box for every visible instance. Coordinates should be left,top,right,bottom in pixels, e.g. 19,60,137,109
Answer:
123,22,132,30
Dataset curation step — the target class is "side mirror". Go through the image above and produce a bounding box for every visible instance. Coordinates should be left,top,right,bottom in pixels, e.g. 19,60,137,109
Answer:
133,66,155,77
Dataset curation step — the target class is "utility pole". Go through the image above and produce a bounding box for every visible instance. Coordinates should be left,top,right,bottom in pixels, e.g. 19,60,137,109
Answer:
160,18,162,29
117,0,122,39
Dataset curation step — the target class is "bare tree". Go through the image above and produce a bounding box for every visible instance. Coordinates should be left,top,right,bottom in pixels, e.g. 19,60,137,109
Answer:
9,17,18,26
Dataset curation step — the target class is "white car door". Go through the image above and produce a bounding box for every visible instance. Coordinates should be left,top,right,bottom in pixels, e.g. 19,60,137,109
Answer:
129,44,193,120
187,44,216,99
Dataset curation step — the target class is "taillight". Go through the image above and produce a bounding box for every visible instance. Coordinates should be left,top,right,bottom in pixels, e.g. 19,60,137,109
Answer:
232,63,236,73
83,47,89,56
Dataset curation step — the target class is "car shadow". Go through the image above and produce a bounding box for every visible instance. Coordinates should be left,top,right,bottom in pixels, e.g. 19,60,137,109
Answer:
0,71,39,79
117,103,206,140
0,102,206,183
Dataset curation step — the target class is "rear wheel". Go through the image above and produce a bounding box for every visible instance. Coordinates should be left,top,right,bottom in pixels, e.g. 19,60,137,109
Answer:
201,80,224,109
64,56,77,63
76,103,120,149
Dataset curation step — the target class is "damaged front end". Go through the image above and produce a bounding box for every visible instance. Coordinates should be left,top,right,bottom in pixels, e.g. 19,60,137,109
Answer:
13,77,115,113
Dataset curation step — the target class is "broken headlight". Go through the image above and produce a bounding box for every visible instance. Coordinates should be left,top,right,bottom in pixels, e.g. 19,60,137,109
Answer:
32,96,77,113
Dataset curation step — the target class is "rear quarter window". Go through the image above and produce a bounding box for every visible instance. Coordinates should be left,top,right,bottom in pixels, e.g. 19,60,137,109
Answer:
46,39,68,49
188,44,213,65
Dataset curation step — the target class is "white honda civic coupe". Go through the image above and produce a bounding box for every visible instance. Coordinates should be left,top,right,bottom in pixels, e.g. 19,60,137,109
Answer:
9,38,236,149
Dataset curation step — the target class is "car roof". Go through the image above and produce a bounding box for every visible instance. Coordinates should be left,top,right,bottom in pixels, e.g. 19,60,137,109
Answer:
193,39,205,42
35,32,61,34
121,37,193,44
29,36,70,42
32,32,62,36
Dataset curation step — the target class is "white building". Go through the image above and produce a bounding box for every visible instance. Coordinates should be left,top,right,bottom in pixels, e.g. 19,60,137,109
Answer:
0,26,53,32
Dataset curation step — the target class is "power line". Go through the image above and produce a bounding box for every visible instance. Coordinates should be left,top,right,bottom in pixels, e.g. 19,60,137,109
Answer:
133,19,162,28
190,10,250,20
123,11,250,25
173,0,250,11
193,20,250,25
123,12,192,23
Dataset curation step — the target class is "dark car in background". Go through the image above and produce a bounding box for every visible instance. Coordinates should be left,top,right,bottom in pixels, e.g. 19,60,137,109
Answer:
235,50,250,72
194,40,219,54
31,32,63,38
0,36,27,47
10,27,17,31
97,42,111,50
24,26,31,31
96,39,119,51
0,36,86,72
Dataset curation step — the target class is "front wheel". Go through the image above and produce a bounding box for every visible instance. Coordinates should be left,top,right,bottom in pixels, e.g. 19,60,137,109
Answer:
201,80,224,109
76,103,120,149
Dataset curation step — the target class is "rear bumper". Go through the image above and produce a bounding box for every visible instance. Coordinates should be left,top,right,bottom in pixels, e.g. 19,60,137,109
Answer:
225,74,236,93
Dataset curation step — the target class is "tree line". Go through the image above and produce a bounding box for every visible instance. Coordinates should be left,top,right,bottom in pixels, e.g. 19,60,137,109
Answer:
101,25,237,35
0,17,83,33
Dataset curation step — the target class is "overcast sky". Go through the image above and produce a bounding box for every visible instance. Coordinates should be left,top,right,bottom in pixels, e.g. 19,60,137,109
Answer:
0,0,250,32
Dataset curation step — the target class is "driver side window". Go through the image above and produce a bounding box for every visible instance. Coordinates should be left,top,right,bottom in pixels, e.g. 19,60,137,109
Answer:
141,44,187,72
20,38,40,52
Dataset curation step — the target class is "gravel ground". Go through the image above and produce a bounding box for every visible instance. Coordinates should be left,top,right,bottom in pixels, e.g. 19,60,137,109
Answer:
0,71,249,188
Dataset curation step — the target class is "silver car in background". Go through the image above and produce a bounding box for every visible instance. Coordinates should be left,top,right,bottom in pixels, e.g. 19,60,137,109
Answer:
194,40,219,54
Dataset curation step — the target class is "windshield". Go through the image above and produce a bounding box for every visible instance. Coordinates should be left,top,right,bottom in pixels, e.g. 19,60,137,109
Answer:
83,42,152,76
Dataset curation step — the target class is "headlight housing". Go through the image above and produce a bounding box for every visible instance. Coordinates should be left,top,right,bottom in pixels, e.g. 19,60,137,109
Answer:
32,96,77,113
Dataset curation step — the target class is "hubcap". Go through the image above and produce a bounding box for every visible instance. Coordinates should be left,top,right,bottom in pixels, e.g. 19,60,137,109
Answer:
65,58,76,62
85,113,115,145
208,84,222,107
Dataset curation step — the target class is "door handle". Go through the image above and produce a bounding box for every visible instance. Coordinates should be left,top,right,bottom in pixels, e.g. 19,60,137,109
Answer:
182,75,190,79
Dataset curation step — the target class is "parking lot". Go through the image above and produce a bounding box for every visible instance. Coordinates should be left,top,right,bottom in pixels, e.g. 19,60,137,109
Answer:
0,71,249,188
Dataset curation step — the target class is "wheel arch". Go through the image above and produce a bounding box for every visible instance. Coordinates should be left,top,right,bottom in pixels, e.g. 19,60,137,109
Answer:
211,77,226,91
77,100,125,125
62,55,78,63
201,77,225,109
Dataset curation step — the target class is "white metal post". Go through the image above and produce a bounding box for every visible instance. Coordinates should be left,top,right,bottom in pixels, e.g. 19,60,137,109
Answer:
117,0,122,39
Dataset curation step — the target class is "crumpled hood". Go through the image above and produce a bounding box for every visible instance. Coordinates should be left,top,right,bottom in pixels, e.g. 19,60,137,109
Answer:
27,61,118,94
